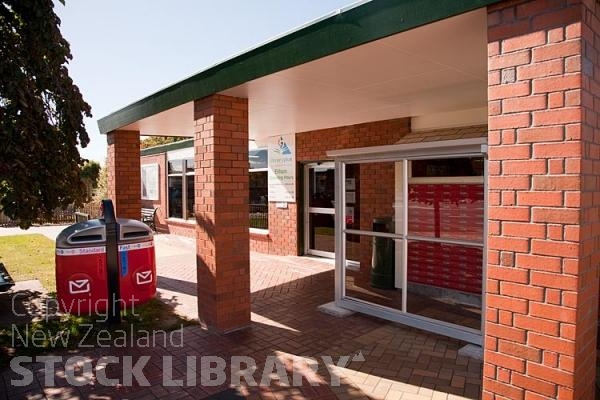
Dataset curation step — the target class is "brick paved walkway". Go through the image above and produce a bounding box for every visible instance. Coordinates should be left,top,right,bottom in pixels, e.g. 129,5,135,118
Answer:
0,233,482,399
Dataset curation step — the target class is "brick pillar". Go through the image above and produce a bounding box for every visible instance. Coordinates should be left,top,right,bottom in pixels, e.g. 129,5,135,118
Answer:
106,130,141,220
194,94,250,332
486,1,600,399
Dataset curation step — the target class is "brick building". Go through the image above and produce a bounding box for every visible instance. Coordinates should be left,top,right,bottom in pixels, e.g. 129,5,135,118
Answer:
100,1,600,397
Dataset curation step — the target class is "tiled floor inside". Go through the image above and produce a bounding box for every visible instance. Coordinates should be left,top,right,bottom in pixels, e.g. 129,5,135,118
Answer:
0,231,483,399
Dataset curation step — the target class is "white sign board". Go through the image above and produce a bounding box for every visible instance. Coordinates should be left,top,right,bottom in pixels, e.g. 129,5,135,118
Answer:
141,164,159,200
268,134,296,202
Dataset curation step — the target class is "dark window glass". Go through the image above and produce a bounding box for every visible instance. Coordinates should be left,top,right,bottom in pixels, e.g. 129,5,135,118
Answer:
186,175,194,219
184,158,194,173
249,171,268,204
249,171,268,229
168,160,183,174
309,167,335,208
411,157,483,178
168,176,183,218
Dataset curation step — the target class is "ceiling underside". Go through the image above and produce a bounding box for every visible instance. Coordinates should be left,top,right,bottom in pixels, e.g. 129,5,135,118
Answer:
125,8,488,140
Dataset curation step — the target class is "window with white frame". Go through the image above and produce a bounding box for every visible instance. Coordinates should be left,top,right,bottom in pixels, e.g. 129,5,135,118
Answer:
168,158,194,220
249,148,268,229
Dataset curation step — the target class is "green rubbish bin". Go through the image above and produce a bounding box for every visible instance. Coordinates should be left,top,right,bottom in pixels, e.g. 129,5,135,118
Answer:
371,217,395,289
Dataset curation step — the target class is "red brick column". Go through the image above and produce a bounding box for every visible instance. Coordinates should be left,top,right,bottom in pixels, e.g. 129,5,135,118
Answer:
106,130,141,220
485,1,599,399
194,94,250,332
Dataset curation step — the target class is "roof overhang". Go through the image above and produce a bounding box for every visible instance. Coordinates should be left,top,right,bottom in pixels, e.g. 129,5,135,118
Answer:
327,137,488,162
98,0,499,137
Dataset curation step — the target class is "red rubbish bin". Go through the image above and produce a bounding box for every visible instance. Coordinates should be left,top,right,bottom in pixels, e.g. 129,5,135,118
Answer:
55,218,156,316
118,220,156,308
56,220,110,315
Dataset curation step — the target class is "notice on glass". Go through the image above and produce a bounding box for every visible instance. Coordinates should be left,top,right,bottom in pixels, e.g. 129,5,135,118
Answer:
346,191,356,204
268,134,296,202
345,178,356,191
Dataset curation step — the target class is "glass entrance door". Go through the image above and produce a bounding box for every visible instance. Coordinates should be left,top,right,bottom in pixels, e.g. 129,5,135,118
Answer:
305,163,336,257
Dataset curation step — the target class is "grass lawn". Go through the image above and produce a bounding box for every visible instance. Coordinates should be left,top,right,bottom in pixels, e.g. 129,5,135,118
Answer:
0,234,56,291
0,234,196,363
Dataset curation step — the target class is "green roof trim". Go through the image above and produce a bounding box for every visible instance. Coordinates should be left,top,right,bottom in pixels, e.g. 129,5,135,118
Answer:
98,0,500,135
140,139,194,156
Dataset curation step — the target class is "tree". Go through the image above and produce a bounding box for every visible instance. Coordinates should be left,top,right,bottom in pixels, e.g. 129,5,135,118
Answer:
0,0,92,228
92,163,108,202
80,160,101,201
140,136,189,149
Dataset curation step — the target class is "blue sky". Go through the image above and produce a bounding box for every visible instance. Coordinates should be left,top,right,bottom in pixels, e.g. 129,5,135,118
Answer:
55,0,355,164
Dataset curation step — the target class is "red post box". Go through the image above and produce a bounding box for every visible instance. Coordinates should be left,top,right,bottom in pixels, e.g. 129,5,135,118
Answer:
56,220,110,315
117,220,156,308
55,217,156,316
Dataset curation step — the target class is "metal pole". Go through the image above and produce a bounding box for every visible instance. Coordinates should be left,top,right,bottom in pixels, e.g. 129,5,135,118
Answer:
102,199,121,324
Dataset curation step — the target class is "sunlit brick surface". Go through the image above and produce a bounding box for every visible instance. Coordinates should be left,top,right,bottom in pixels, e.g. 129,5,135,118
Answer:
485,1,600,398
107,130,141,220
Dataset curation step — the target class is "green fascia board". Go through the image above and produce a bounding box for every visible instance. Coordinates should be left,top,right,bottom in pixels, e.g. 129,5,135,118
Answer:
140,139,194,156
98,0,500,135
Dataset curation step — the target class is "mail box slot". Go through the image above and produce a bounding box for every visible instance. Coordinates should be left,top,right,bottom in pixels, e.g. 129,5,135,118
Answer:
55,217,156,316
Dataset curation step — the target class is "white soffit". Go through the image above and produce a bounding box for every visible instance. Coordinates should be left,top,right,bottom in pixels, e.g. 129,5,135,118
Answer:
223,8,487,140
123,102,194,137
124,8,487,139
411,107,488,132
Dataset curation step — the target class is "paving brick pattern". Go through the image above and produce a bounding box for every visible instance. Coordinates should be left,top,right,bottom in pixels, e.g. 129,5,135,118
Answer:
0,234,482,399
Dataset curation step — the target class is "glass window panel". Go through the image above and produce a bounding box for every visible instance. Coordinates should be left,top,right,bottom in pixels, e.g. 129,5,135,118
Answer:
168,176,183,218
250,204,268,229
347,161,396,233
250,171,268,229
406,240,482,330
408,184,484,241
411,157,483,178
345,233,361,263
344,164,360,229
344,233,403,312
168,160,183,175
309,167,335,208
249,149,268,170
309,213,335,253
186,175,194,220
249,171,268,204
184,158,194,173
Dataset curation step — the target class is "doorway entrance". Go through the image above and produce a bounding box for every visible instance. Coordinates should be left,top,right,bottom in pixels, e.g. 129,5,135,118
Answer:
304,163,336,258
304,163,361,265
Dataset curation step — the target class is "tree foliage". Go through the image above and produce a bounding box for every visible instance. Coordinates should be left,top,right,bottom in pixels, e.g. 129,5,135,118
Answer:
140,136,189,149
80,160,100,188
92,163,107,202
0,0,91,228
80,160,100,200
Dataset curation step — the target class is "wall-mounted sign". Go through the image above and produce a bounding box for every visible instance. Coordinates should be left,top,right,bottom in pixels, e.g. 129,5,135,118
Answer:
141,164,159,200
268,134,296,202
